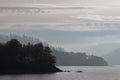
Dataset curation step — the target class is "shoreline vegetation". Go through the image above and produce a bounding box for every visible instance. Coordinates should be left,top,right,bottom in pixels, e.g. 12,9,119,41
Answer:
0,39,62,74
0,35,108,74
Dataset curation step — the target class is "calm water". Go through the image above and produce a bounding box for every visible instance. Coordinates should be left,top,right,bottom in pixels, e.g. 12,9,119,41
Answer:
0,66,120,80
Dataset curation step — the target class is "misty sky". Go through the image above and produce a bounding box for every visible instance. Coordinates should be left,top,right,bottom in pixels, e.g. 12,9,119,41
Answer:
0,0,120,56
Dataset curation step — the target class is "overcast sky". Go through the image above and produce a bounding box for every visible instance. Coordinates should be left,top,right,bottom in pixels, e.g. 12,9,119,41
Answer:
0,0,120,56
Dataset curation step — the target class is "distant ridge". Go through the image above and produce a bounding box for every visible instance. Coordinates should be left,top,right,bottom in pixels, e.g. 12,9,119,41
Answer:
52,49,108,66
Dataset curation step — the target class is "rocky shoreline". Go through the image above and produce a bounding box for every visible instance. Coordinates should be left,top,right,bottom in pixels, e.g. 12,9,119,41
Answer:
0,62,62,75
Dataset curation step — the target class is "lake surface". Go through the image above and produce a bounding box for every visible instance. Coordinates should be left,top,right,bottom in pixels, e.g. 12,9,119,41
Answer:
0,66,120,80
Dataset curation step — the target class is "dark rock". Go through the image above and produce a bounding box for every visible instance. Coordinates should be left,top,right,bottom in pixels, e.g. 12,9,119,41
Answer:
63,70,71,72
75,71,83,72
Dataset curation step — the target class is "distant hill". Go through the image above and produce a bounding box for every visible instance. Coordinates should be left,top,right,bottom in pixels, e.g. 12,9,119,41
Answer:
52,49,108,66
103,48,120,65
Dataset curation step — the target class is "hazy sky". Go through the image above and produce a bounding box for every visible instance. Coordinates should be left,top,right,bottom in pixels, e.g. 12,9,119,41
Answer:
0,0,120,56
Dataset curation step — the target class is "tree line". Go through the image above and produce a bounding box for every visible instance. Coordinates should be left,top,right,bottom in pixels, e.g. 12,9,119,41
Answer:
0,38,108,67
0,39,55,65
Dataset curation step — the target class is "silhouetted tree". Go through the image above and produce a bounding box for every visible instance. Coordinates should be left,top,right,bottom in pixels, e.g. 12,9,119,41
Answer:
5,39,22,49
